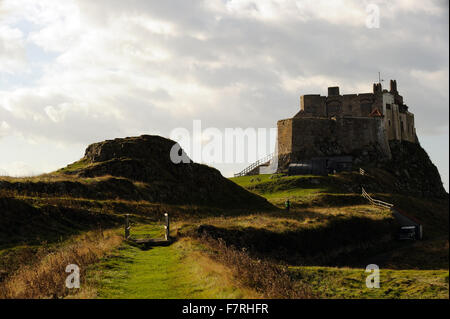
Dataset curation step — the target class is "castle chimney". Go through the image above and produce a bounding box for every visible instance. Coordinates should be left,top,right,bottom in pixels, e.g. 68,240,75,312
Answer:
328,86,340,96
390,80,397,93
373,83,382,94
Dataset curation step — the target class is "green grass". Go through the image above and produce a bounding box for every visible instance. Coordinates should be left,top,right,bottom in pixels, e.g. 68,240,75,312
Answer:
230,174,283,188
231,175,327,206
57,158,90,173
86,224,257,299
230,174,349,206
231,174,327,190
290,266,449,299
259,187,327,200
127,224,166,240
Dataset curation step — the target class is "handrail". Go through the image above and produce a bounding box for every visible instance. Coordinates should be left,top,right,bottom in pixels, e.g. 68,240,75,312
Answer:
361,187,393,209
234,153,274,177
361,187,423,239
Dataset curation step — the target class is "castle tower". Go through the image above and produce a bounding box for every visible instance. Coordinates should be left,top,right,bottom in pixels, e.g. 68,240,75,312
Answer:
328,86,340,96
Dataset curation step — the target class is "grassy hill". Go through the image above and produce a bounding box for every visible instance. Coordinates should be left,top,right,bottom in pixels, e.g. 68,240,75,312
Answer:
222,173,448,298
228,173,448,267
0,135,273,295
0,136,448,299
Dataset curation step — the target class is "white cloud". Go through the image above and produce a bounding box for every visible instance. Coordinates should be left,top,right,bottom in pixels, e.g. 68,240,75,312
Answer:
384,0,446,16
0,25,26,73
410,69,449,97
0,121,10,137
221,0,446,26
0,161,35,177
0,0,448,188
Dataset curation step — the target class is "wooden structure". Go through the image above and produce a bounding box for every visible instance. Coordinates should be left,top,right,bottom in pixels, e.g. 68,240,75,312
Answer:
124,213,172,247
361,187,393,209
124,214,131,239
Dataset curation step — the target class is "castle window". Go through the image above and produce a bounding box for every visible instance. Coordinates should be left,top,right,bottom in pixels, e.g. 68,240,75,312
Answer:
401,121,404,132
386,104,391,110
388,120,391,126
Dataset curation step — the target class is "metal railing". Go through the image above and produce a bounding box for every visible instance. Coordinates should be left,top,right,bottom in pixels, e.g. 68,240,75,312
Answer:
234,153,274,177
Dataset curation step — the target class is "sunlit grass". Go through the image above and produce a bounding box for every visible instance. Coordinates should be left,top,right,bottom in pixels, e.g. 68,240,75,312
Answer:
85,225,259,299
290,266,449,299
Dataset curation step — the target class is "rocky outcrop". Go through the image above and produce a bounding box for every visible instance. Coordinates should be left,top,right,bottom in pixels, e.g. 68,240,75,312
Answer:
62,135,272,208
84,135,183,164
278,142,390,172
378,141,447,198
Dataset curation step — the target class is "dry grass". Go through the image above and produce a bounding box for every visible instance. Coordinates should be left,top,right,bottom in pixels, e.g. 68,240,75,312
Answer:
197,236,316,299
179,204,389,234
0,173,127,186
0,230,122,299
0,173,79,183
181,239,262,298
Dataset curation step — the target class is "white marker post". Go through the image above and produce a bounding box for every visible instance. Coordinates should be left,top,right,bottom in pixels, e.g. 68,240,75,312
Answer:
164,213,170,241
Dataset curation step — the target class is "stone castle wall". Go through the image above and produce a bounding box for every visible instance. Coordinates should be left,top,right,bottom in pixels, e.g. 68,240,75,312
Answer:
296,91,383,118
277,116,391,169
293,80,416,144
276,80,418,169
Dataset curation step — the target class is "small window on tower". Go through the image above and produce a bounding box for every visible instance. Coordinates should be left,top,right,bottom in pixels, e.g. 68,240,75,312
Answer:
388,120,391,126
386,104,391,110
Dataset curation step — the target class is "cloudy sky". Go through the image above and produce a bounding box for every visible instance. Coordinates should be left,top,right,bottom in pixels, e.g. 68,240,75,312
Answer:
0,0,448,190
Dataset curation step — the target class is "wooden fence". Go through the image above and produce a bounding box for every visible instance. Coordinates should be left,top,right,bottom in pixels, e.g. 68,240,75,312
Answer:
361,187,394,209
124,213,170,241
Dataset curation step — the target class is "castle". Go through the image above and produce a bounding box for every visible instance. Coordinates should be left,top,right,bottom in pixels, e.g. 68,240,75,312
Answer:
277,80,418,170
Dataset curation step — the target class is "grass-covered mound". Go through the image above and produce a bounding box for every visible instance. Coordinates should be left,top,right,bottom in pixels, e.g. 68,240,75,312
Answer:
226,172,449,270
28,135,270,209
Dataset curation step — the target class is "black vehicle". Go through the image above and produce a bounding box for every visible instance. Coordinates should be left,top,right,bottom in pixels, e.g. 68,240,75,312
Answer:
398,226,416,240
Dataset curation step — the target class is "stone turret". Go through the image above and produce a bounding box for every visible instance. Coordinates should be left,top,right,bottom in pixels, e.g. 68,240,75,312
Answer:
390,79,398,94
373,82,382,94
328,86,340,96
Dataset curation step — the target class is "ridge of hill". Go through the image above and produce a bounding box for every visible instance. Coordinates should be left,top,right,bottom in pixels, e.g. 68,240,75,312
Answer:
1,135,271,209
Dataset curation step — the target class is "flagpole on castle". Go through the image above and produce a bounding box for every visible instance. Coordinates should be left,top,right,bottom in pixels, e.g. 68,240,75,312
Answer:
378,72,384,84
